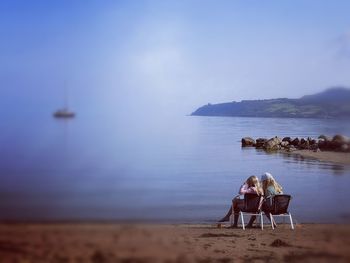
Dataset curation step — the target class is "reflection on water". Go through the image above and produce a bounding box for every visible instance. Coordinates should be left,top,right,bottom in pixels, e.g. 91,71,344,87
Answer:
252,146,349,175
0,115,349,223
279,152,348,176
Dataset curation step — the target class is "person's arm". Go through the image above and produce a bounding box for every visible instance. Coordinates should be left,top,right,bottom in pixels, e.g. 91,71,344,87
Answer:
238,183,257,194
238,183,248,194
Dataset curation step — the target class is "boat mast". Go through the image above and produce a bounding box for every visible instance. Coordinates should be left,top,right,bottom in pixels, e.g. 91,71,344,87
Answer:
64,83,69,110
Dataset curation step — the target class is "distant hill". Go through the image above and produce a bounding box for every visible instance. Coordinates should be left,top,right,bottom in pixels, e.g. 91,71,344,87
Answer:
191,87,350,118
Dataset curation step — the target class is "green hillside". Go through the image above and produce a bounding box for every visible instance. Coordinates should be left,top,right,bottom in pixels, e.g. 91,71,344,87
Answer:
191,87,350,118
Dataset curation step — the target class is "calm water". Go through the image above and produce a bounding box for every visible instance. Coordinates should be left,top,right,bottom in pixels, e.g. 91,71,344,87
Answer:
1,114,350,223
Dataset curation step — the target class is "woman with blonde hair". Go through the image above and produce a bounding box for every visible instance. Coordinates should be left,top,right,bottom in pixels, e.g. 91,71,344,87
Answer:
245,172,283,228
261,172,283,197
218,175,263,228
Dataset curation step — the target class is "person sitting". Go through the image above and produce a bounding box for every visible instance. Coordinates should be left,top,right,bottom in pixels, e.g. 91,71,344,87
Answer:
218,175,263,228
245,172,283,228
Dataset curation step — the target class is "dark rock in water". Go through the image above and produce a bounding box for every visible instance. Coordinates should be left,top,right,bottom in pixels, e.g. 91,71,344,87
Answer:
317,134,350,151
332,135,350,149
241,134,349,153
263,137,282,151
256,138,267,148
309,139,317,145
318,135,332,142
333,134,349,142
318,138,329,150
241,137,256,147
321,136,342,151
282,137,292,143
299,138,310,149
291,138,300,146
309,144,319,151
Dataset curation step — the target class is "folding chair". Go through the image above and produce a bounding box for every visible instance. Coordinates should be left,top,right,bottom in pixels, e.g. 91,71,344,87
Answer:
237,194,264,230
267,194,294,230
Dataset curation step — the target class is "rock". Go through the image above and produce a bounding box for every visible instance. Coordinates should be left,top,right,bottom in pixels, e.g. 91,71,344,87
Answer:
332,135,350,149
333,134,350,143
318,135,332,142
307,137,316,144
255,138,267,148
243,134,350,153
281,141,289,148
276,137,282,144
309,144,319,151
282,137,292,143
317,134,350,151
319,135,348,151
287,145,297,152
309,139,317,145
300,143,310,150
299,138,310,149
318,138,329,150
241,137,256,147
291,138,300,146
263,137,282,151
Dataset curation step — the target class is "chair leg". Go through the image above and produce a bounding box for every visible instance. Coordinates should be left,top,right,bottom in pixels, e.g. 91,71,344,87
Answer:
240,212,245,230
260,213,264,230
289,213,294,230
270,213,274,230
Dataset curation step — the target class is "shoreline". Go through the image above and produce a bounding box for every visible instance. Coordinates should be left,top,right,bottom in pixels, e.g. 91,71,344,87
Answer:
1,223,349,262
241,135,350,166
286,149,350,165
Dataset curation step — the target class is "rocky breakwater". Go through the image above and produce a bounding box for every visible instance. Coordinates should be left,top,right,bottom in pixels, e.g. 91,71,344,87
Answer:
241,135,350,153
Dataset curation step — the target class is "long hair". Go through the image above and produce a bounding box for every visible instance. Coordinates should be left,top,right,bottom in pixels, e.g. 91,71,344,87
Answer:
246,175,263,195
262,177,283,194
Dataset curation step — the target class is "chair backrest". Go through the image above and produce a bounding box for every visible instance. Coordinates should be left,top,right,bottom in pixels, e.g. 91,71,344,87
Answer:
271,194,291,215
243,194,262,212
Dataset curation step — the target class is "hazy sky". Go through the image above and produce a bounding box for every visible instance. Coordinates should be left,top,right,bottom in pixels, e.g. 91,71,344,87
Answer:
1,0,350,117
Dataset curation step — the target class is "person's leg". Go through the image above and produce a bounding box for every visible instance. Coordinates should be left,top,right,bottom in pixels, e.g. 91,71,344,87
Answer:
218,197,238,222
246,196,265,228
232,199,244,227
232,213,239,227
246,216,256,228
218,206,232,222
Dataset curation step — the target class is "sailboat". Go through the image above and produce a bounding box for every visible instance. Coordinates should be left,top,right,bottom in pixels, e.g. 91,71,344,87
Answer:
53,108,75,118
53,87,75,118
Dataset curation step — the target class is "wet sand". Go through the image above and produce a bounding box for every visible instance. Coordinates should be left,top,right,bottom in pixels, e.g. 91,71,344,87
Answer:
291,150,350,165
0,223,349,263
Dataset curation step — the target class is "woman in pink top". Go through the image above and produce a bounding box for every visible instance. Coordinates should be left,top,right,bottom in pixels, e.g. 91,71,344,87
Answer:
218,175,263,227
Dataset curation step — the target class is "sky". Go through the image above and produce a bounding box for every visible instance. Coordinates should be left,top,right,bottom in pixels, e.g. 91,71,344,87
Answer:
1,0,350,117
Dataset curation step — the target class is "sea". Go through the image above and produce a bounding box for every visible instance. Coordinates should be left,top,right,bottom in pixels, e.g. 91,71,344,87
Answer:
1,113,350,223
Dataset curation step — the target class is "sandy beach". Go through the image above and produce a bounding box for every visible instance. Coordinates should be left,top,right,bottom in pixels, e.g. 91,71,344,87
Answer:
0,223,349,263
289,150,350,165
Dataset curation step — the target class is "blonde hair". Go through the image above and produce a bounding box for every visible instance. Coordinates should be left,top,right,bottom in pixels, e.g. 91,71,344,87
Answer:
246,175,263,195
262,177,283,194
